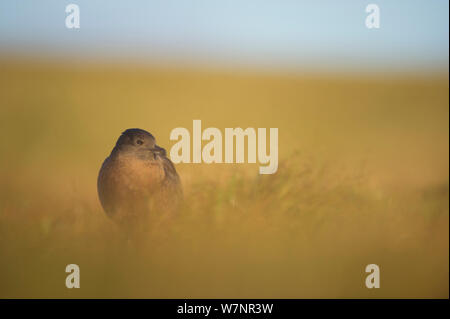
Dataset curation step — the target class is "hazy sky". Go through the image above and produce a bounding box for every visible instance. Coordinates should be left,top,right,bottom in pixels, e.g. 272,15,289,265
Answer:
0,0,448,72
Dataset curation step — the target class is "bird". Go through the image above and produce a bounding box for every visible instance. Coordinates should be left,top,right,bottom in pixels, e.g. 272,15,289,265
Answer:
97,128,182,233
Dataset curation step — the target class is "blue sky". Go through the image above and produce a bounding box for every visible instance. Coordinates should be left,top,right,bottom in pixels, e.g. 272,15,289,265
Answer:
0,0,448,72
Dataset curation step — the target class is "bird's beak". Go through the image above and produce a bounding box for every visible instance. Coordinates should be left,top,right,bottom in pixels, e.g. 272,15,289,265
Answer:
149,145,167,157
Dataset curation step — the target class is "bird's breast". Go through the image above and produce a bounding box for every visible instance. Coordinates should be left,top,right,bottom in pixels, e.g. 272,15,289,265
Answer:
97,151,181,228
112,155,165,193
98,154,166,208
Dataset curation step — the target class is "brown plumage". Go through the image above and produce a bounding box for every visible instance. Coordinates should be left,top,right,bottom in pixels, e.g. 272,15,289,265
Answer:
97,128,182,232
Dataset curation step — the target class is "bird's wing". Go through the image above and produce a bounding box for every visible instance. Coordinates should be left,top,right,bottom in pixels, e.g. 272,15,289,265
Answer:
161,156,183,197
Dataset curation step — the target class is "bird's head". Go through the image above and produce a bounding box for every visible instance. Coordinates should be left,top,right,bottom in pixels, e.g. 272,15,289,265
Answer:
113,128,167,160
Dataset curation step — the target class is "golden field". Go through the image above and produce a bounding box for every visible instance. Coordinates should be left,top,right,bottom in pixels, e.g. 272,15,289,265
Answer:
0,59,448,298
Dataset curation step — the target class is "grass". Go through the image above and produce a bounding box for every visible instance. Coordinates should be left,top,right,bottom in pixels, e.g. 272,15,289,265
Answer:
0,59,448,298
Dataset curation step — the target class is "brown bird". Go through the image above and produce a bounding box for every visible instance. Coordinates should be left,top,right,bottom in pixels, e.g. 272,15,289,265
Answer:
97,128,182,232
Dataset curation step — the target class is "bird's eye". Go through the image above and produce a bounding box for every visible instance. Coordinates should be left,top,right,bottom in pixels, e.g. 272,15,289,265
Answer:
136,140,143,145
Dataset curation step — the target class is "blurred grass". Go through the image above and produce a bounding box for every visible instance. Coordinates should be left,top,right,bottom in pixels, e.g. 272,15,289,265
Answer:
0,59,448,298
